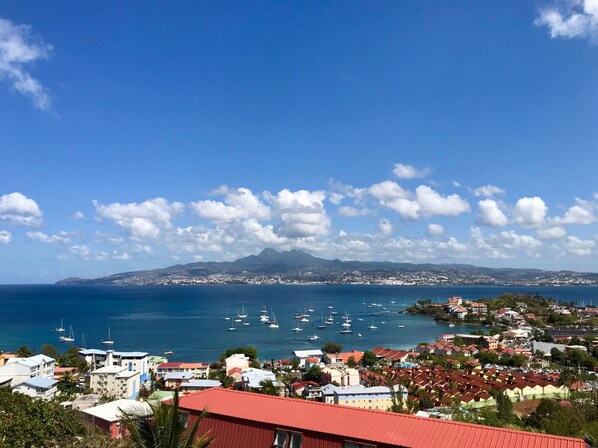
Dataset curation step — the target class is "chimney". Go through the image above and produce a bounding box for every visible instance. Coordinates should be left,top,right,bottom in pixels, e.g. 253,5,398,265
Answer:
106,350,114,366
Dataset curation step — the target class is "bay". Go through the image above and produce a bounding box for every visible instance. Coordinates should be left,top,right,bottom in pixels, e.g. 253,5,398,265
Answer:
0,285,596,362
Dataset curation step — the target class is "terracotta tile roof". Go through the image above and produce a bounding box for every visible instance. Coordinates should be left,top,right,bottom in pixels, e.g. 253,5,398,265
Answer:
179,388,588,448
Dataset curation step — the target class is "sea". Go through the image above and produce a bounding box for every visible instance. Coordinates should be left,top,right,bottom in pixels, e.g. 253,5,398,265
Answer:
0,284,596,363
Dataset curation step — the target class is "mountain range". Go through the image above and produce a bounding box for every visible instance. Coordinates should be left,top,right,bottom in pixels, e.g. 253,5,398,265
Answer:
56,248,598,286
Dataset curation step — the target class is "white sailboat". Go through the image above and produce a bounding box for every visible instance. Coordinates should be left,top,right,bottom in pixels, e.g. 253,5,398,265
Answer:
238,305,248,319
101,327,114,345
368,317,378,330
55,318,65,333
269,312,279,329
59,325,75,342
223,309,231,321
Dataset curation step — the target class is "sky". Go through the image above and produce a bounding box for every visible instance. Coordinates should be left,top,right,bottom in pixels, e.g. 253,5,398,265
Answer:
1,1,598,283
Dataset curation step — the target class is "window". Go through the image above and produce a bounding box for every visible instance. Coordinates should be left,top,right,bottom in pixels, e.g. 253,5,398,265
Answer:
273,430,302,448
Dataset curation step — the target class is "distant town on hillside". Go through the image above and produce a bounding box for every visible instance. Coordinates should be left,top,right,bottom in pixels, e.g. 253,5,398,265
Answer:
57,248,598,287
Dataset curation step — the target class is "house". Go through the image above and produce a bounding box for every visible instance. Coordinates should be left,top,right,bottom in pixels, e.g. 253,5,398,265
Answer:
180,379,222,392
82,399,152,439
241,368,282,394
177,388,588,448
156,362,210,379
292,350,323,368
89,365,141,399
333,384,408,411
79,349,150,381
12,376,58,400
371,347,413,363
163,372,195,389
147,355,168,373
225,353,250,375
321,365,360,386
0,355,55,387
0,352,15,366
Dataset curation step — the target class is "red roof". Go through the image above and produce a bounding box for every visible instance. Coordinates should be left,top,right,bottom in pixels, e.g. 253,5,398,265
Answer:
157,362,183,369
179,388,588,448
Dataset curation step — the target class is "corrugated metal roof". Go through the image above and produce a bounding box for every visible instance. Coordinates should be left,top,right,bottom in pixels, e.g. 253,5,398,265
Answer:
179,388,589,448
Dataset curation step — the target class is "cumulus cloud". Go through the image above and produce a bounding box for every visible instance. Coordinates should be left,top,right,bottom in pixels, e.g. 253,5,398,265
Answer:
26,230,70,244
393,163,431,179
112,251,131,260
555,198,597,225
0,192,42,226
513,196,547,228
192,188,270,222
93,197,184,239
0,17,52,109
329,193,344,205
72,211,85,220
266,189,330,238
537,226,568,240
0,230,11,244
473,184,506,198
478,199,509,227
535,0,598,41
565,235,595,256
427,223,444,236
69,245,108,261
415,185,470,217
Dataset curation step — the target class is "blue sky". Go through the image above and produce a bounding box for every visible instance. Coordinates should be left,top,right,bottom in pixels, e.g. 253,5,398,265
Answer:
1,1,598,283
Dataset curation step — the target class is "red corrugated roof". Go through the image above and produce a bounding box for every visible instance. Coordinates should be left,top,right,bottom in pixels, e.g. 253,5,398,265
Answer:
157,362,183,369
179,388,588,448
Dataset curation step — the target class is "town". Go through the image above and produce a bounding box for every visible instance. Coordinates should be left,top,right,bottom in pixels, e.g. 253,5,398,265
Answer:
2,292,598,447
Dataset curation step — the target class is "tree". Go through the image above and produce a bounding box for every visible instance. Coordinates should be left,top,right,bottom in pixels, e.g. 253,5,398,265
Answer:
15,345,33,358
258,379,280,396
559,369,579,398
526,398,585,437
303,365,322,383
494,390,516,424
361,350,378,368
41,343,60,359
419,396,434,410
121,390,213,448
222,346,259,364
321,341,342,354
346,355,357,368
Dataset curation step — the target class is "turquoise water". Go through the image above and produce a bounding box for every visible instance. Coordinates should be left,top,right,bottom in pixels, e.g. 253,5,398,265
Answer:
0,285,596,362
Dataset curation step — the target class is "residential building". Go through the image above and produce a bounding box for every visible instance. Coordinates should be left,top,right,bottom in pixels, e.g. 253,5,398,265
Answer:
79,349,150,381
156,362,210,379
241,368,282,394
89,365,140,400
0,352,15,366
177,388,587,448
333,384,408,411
321,365,360,386
163,372,194,389
82,399,152,439
0,355,55,387
225,353,250,375
180,379,222,392
12,376,58,400
292,350,324,368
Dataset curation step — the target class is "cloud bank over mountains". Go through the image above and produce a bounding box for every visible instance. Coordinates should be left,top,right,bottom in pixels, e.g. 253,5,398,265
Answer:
2,163,597,273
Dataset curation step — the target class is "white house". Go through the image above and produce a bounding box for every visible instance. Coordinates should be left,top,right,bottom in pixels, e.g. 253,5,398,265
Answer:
292,350,323,368
241,368,281,392
79,349,150,382
322,365,360,387
12,376,58,400
0,355,55,387
90,364,140,400
225,353,250,375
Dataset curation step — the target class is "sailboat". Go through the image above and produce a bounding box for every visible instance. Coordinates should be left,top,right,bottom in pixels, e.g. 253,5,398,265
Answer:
242,318,250,326
368,317,378,330
223,309,231,321
101,327,114,345
269,312,279,329
238,305,248,319
81,333,87,349
59,325,75,342
55,318,65,333
227,321,237,331
317,315,326,329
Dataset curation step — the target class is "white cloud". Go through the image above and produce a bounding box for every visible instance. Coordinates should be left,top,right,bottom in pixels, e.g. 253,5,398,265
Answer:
537,226,567,240
192,188,270,222
368,180,411,201
555,199,597,225
0,230,11,244
536,0,598,41
427,223,444,236
72,211,85,220
415,185,470,217
472,184,506,198
69,245,108,261
266,189,330,238
112,251,131,260
93,197,184,239
565,235,595,256
452,181,461,188
0,192,42,226
329,193,344,205
338,206,370,217
379,218,393,236
26,230,70,244
513,196,547,228
0,17,52,109
477,199,509,227
393,163,431,179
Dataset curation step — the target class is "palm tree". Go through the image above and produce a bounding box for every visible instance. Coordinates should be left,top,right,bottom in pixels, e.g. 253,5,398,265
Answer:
258,379,281,396
558,368,579,398
120,390,213,448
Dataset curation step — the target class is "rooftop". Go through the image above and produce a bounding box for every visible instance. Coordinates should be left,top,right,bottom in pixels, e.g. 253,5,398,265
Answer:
178,388,588,448
82,399,152,422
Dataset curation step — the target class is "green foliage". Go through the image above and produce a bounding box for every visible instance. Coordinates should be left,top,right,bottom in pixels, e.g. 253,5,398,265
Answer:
41,344,60,359
121,390,213,448
346,355,357,368
258,379,280,396
303,365,322,383
526,398,586,437
476,351,500,365
321,341,343,353
361,350,378,368
221,346,259,364
15,345,33,358
0,387,84,447
418,396,434,410
495,391,517,424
